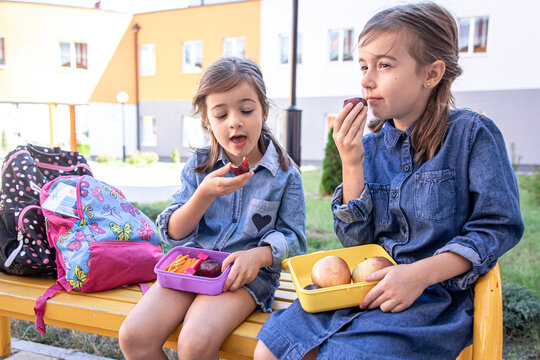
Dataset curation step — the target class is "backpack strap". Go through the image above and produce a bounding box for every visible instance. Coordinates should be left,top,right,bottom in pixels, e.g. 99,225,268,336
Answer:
34,282,65,336
139,282,150,294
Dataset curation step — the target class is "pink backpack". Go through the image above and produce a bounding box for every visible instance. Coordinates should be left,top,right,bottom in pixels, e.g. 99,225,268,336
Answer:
34,175,163,336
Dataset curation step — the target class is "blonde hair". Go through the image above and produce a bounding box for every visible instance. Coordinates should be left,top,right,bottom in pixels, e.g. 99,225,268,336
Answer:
191,57,294,173
360,2,463,165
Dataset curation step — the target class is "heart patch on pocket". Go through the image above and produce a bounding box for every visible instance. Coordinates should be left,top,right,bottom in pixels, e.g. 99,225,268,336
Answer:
252,214,272,231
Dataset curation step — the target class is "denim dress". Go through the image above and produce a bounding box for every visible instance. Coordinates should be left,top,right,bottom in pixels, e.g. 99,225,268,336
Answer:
257,109,524,359
156,140,307,312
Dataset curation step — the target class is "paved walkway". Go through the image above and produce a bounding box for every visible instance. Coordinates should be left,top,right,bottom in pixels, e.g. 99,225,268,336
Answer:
1,338,114,360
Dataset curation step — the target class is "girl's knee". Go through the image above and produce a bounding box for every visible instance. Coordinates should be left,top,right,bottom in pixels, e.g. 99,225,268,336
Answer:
119,320,156,357
177,329,219,359
254,340,277,360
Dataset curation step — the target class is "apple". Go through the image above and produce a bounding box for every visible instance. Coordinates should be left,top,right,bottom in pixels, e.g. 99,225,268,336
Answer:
311,255,351,288
343,97,367,108
195,260,222,278
231,156,250,176
351,256,394,283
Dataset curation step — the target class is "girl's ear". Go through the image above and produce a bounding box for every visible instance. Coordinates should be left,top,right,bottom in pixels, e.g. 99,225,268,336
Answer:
424,60,446,88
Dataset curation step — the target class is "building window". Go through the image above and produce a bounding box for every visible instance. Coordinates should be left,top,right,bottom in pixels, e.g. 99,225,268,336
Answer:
59,42,88,70
182,115,207,148
182,40,203,74
279,34,302,65
459,17,489,54
141,116,157,146
329,29,354,63
140,44,156,76
0,37,6,66
223,37,245,58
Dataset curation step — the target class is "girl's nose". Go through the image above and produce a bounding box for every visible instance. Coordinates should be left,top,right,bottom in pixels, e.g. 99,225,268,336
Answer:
361,70,375,89
228,113,243,128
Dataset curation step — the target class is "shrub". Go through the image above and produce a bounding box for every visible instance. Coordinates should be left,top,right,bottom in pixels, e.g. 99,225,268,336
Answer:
520,170,540,205
171,148,180,163
133,201,169,223
320,128,342,195
502,283,540,337
126,151,159,165
95,154,115,163
1,129,7,150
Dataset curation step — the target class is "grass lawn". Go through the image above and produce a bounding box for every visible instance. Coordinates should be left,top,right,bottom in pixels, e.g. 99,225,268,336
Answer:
9,165,539,359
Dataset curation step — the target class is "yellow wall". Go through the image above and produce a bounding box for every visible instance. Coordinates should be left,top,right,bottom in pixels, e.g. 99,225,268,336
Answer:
91,0,261,103
0,1,133,104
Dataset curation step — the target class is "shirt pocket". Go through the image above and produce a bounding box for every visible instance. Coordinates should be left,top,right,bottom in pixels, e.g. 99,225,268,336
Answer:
243,199,280,238
414,169,456,221
369,183,391,226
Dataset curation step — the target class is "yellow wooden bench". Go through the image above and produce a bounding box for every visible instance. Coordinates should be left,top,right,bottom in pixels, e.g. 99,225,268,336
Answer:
0,264,502,360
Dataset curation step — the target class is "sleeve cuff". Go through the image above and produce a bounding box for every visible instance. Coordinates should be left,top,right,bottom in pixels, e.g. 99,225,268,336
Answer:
155,203,197,246
258,230,288,273
434,243,484,290
331,183,372,223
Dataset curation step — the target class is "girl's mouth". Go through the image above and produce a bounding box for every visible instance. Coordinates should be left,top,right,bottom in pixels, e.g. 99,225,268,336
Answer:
230,135,247,145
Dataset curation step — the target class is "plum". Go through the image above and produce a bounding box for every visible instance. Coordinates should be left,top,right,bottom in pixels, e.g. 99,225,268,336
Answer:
195,260,222,278
303,284,321,290
231,157,249,176
343,97,367,108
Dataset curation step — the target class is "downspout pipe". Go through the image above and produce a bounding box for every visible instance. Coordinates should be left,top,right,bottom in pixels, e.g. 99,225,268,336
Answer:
133,23,141,151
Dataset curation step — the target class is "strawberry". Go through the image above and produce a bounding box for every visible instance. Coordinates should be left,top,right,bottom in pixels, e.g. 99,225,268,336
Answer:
231,157,249,176
343,97,367,108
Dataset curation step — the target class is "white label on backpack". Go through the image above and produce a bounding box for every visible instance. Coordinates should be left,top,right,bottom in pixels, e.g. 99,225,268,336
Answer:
42,182,79,218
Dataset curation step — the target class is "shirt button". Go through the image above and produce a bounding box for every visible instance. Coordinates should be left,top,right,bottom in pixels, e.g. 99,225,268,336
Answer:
403,164,410,171
392,191,397,198
232,218,237,223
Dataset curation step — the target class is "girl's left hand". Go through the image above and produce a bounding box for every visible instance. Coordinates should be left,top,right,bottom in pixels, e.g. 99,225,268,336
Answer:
359,263,429,313
221,246,272,292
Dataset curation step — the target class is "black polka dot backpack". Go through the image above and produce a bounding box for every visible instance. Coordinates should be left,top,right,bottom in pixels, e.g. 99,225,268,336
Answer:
0,144,93,277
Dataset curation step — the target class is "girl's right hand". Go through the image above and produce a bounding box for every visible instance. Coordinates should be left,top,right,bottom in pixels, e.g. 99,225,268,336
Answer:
198,163,253,199
333,102,368,167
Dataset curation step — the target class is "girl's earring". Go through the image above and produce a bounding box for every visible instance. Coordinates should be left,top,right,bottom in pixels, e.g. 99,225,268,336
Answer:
425,82,431,88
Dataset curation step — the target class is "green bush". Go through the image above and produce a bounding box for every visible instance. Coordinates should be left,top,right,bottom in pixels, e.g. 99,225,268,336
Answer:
503,283,540,337
126,151,159,165
133,201,169,223
95,154,115,163
320,128,342,195
77,143,91,158
1,129,7,150
521,170,540,204
171,148,180,163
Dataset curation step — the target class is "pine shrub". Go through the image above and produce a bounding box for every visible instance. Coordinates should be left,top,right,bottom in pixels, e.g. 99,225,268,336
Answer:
502,283,540,337
320,128,342,195
171,148,180,163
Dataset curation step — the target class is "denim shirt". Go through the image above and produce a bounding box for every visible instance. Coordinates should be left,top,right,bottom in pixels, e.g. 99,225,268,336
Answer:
332,109,524,291
157,140,307,273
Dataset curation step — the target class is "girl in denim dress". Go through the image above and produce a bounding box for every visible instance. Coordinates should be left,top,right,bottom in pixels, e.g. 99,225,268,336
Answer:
255,3,523,360
119,57,307,360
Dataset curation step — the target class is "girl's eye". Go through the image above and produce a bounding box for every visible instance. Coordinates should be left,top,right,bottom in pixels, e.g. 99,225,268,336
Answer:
241,110,254,115
379,63,390,69
360,65,368,72
215,113,227,120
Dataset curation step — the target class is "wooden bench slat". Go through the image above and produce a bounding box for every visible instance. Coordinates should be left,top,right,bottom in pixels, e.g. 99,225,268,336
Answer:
0,271,299,359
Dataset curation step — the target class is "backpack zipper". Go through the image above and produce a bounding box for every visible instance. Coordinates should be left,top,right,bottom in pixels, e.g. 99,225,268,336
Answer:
3,204,42,268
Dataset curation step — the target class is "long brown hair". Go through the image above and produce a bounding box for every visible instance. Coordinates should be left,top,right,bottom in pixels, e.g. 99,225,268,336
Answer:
191,57,294,173
360,2,463,165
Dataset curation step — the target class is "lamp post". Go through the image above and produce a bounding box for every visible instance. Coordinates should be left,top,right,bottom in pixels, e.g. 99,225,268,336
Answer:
116,91,129,162
283,0,301,166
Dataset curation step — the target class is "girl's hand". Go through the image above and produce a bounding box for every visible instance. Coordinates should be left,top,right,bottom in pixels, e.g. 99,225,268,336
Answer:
198,163,253,199
333,102,368,167
359,263,429,313
221,246,273,292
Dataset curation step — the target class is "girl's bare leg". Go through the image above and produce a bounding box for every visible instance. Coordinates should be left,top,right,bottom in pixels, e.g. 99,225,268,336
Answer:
119,283,196,360
177,288,257,360
254,341,319,360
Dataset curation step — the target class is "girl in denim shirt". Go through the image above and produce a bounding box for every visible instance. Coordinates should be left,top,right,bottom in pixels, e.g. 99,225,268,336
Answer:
255,3,523,360
119,57,307,360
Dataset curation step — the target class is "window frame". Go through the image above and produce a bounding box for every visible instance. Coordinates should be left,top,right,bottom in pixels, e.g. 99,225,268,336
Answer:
58,41,88,71
223,37,246,58
182,40,203,74
328,28,355,64
458,16,489,56
139,44,156,76
0,37,6,67
279,33,303,65
141,115,157,147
